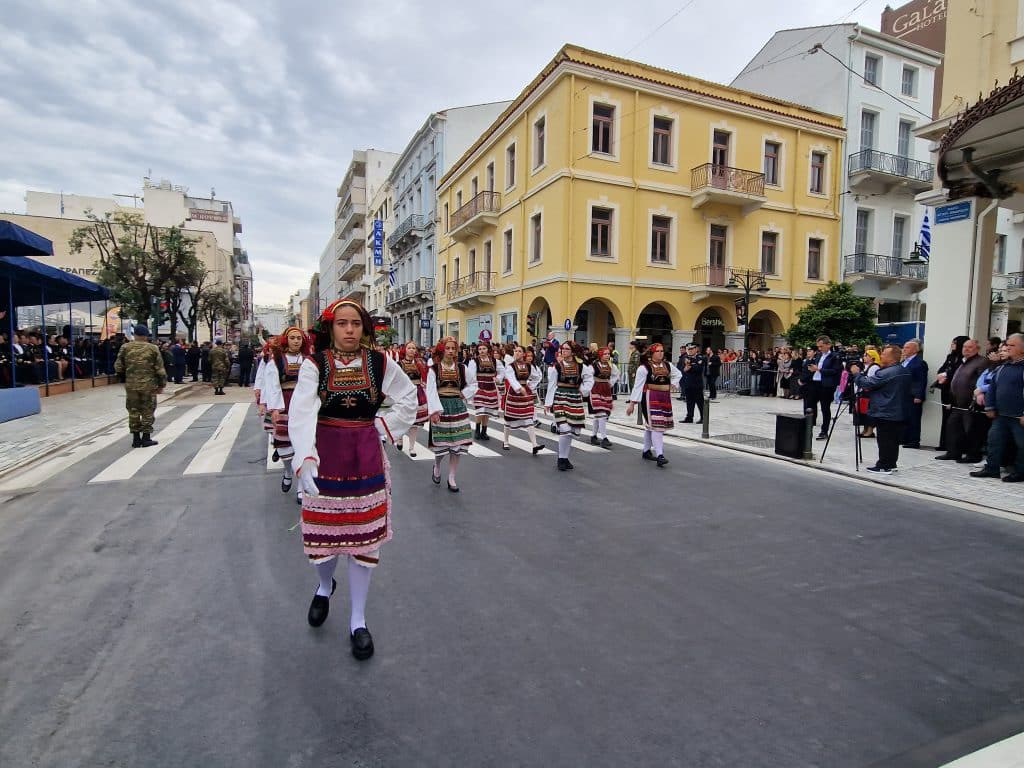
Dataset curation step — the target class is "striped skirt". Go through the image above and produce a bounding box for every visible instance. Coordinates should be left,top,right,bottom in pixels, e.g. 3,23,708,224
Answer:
473,381,501,416
302,418,391,567
428,396,473,454
642,387,674,432
272,388,295,455
588,380,614,416
504,382,536,428
414,383,429,426
553,386,586,432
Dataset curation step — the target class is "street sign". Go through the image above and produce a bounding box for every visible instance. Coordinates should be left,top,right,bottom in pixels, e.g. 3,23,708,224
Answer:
479,328,492,342
564,319,572,331
420,319,430,329
935,201,971,224
372,220,384,266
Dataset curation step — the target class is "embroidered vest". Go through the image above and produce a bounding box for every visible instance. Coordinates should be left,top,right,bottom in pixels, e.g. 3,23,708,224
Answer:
593,360,612,381
315,349,386,420
556,360,582,389
436,363,466,398
645,361,671,386
511,361,531,384
400,358,424,383
276,353,303,389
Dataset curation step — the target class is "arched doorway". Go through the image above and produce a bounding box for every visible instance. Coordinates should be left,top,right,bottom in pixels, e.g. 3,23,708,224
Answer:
695,307,727,351
636,302,674,346
573,297,624,346
749,309,784,351
526,297,552,342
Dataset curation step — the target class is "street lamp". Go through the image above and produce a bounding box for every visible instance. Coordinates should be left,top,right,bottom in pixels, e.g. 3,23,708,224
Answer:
726,268,770,353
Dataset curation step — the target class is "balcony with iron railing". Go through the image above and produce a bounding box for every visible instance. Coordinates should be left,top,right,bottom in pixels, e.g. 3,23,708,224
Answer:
387,277,436,309
449,192,500,241
387,214,427,251
843,253,928,285
690,164,766,214
1005,271,1024,293
446,271,496,308
847,150,934,193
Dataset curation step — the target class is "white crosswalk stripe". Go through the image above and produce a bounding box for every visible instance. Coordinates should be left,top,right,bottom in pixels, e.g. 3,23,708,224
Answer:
184,403,249,475
89,404,212,483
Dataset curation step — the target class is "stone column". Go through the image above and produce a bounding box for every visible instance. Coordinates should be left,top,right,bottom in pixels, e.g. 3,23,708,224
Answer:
916,194,997,447
613,327,633,358
724,332,745,351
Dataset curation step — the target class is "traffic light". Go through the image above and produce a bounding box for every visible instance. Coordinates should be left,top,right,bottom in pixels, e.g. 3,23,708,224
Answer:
158,301,169,324
526,313,537,338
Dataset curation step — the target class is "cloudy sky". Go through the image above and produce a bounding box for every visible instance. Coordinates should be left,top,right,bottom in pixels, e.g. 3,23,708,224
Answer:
0,0,895,305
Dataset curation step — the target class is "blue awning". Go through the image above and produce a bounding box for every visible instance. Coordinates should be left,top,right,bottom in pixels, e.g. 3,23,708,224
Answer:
0,255,109,304
0,219,54,257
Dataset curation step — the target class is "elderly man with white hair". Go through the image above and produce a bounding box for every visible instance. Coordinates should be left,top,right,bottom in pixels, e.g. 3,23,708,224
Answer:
971,333,1024,482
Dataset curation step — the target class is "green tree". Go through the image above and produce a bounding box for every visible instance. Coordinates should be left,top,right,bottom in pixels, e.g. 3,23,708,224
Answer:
786,281,880,349
199,287,242,342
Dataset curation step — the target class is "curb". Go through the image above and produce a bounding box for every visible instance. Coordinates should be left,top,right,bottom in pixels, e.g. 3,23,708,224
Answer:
605,415,1023,518
0,382,203,482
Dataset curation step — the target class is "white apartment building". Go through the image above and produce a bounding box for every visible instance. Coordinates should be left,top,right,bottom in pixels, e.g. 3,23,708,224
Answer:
385,102,511,347
733,24,941,325
254,304,289,336
317,234,336,312
364,180,394,320
320,149,399,307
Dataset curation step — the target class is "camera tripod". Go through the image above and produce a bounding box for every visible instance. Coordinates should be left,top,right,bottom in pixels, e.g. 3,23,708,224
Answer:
817,397,864,471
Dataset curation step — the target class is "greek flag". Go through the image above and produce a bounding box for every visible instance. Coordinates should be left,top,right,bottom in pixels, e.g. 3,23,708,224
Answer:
388,266,396,287
918,211,931,261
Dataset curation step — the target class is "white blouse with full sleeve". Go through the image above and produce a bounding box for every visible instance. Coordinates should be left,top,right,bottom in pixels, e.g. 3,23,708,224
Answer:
261,353,305,411
505,362,543,394
288,354,418,474
544,362,595,406
426,362,478,416
628,361,682,403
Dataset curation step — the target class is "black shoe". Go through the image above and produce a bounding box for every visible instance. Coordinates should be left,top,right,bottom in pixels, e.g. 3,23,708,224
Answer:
447,480,460,492
139,433,158,447
681,418,694,423
600,437,612,449
656,454,669,467
431,466,441,485
296,492,303,505
307,578,336,627
695,419,703,424
590,435,599,445
532,445,544,455
396,441,403,451
272,449,280,462
958,455,982,464
474,424,481,439
815,433,827,441
970,469,1001,478
131,432,142,448
642,450,654,461
1002,473,1024,483
351,627,374,660
502,443,510,451
934,454,960,461
480,431,490,441
902,443,921,449
550,423,557,434
557,457,570,471
282,475,293,492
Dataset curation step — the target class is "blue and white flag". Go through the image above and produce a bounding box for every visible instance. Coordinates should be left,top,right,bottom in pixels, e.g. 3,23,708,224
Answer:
918,211,930,261
388,266,396,287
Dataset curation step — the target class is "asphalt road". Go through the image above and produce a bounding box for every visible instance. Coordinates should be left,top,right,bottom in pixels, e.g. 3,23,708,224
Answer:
1,387,1022,767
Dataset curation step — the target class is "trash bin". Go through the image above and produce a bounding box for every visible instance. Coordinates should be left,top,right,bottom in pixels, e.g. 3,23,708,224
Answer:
775,414,806,459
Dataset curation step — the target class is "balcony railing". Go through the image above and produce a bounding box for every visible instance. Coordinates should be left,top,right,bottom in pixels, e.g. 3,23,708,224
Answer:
387,214,427,250
847,150,933,184
691,164,766,196
844,253,928,282
386,277,436,308
447,271,495,301
450,191,500,231
1006,271,1024,290
691,264,767,288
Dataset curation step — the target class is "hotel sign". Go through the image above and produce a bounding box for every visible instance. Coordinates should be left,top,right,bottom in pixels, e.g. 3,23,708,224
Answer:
887,0,945,38
189,208,229,223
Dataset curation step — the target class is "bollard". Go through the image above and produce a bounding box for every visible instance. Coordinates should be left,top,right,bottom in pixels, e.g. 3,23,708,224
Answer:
802,410,814,460
702,397,710,438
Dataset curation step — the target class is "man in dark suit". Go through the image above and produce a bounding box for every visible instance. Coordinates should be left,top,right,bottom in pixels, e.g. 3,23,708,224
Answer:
804,334,845,440
900,339,928,448
237,340,253,386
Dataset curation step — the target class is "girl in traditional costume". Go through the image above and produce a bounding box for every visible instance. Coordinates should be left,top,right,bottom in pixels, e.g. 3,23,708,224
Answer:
263,327,313,499
588,346,619,448
501,344,545,454
397,340,429,456
468,342,503,441
544,341,594,471
426,336,477,491
626,342,681,467
288,299,417,660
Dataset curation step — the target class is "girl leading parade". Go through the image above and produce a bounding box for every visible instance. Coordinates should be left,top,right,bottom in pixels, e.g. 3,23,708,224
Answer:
262,327,313,501
426,337,477,491
544,341,594,471
287,299,417,660
627,342,682,467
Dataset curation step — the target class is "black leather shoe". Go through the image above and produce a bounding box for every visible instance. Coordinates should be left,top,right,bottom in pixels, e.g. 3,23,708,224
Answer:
565,459,574,470
272,449,280,462
600,438,612,449
656,455,669,467
902,443,921,449
958,455,982,463
934,454,959,461
139,433,158,447
1002,473,1024,483
681,418,694,423
131,432,142,448
351,627,374,660
642,450,654,461
532,445,544,455
447,480,460,493
815,433,827,441
970,469,1001,478
431,466,441,485
282,475,293,492
557,458,570,471
307,578,336,627
590,435,599,445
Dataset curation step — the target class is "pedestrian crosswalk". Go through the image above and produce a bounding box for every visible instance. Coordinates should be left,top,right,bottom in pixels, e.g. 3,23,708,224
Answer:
0,404,699,491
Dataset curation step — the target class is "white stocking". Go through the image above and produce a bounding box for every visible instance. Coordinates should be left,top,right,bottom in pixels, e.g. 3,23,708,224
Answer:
526,425,538,447
406,425,418,450
503,424,511,445
348,557,372,632
282,462,293,479
558,433,571,459
595,416,607,438
315,557,338,597
448,453,460,484
651,431,664,456
643,429,653,452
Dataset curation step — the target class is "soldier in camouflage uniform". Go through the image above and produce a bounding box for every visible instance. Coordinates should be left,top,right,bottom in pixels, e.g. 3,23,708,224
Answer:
114,324,167,448
209,339,230,395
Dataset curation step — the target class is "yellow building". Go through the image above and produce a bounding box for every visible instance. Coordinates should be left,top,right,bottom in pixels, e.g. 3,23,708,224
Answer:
434,45,845,353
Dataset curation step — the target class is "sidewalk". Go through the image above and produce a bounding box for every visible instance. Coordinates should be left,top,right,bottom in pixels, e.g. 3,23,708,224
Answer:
0,380,203,477
606,392,1024,516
